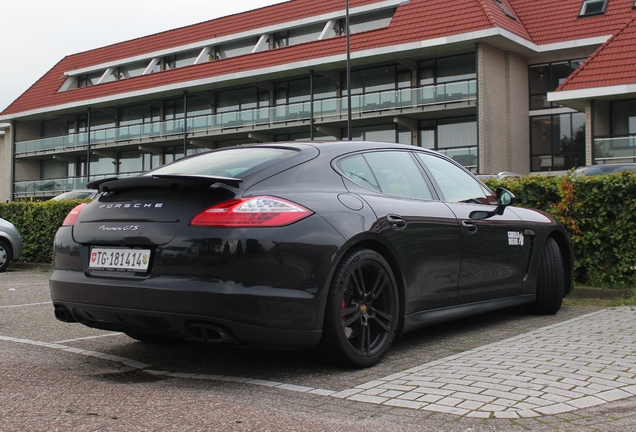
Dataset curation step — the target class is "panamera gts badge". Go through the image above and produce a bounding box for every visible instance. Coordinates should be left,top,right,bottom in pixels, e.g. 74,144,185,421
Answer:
98,225,139,231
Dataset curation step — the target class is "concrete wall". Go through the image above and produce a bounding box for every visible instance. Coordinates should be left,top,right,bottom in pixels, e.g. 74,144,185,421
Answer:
477,43,530,175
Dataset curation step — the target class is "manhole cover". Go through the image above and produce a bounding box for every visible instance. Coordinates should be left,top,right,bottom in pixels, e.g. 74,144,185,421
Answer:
93,369,165,384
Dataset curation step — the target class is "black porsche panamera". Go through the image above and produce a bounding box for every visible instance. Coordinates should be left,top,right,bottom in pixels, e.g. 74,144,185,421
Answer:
50,141,573,368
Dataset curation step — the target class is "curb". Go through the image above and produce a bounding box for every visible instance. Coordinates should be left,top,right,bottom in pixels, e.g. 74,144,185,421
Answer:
568,286,634,300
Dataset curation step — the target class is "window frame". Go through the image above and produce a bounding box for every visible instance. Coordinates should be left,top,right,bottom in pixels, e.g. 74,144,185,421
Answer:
579,0,608,17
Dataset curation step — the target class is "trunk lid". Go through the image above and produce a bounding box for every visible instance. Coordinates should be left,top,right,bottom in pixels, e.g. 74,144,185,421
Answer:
72,176,238,246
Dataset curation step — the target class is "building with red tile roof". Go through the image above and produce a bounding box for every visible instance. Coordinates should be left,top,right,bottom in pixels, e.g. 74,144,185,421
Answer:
1,0,635,200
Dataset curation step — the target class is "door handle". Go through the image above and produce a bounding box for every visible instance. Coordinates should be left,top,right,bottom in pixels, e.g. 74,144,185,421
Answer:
387,214,407,230
461,220,478,234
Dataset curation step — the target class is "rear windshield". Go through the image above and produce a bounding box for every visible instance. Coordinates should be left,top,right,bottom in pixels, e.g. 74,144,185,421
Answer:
147,147,296,178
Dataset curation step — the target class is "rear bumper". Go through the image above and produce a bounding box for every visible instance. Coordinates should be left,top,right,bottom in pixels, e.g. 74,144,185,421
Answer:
50,269,323,348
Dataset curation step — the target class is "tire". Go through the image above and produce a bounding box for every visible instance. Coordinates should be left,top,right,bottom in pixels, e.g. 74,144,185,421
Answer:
124,331,183,344
0,239,12,273
319,249,399,368
526,237,565,315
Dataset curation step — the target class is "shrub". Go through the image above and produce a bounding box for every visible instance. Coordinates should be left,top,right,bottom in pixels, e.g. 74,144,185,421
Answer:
487,172,636,288
0,200,85,264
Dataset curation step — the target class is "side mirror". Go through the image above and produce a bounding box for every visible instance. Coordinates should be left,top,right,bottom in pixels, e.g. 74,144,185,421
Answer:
496,187,515,208
469,187,516,220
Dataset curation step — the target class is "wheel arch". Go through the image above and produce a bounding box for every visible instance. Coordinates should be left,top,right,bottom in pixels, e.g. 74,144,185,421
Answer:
330,237,407,338
0,235,13,258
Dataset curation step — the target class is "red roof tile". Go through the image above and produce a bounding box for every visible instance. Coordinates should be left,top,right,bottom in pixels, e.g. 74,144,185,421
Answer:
4,0,636,117
558,17,636,91
510,0,636,45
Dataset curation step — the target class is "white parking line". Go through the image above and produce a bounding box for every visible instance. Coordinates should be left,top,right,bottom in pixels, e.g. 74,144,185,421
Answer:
2,308,636,418
0,301,53,309
54,333,124,344
0,282,49,286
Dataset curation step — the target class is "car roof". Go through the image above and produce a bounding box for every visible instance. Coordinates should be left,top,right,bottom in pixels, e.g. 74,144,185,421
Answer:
575,163,636,175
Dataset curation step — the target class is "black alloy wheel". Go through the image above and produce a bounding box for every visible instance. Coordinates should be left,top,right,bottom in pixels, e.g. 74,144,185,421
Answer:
0,239,11,273
320,249,399,368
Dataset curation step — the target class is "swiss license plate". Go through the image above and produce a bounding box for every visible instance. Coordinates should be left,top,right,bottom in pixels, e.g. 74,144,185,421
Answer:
89,247,151,271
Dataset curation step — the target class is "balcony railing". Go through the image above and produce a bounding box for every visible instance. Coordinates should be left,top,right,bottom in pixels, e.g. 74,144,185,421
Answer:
593,136,636,164
13,172,142,199
15,80,477,155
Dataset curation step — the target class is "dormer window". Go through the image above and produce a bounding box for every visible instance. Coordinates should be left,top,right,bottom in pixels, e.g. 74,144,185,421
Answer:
579,0,608,16
493,0,517,20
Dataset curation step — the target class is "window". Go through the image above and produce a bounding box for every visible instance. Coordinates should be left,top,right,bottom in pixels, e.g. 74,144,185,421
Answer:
529,60,584,109
78,71,102,88
119,105,160,127
339,151,432,200
150,147,295,178
339,155,380,192
419,117,478,170
216,39,258,59
117,61,148,79
164,50,201,70
611,100,636,136
345,9,395,34
416,153,490,204
275,23,324,48
350,124,412,145
531,113,585,171
579,0,608,16
493,0,517,20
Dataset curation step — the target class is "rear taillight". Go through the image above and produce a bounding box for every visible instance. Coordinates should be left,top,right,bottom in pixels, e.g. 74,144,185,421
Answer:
190,196,313,227
62,203,87,226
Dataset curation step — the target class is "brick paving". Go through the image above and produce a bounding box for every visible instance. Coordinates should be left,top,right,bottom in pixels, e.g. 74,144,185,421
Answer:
3,304,636,419
332,307,636,417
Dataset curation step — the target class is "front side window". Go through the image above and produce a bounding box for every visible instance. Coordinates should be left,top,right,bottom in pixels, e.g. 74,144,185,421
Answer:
416,153,492,204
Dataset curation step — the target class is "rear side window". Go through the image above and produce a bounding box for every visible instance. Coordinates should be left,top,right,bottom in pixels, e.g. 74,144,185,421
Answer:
339,155,381,192
340,151,433,200
148,148,295,178
416,153,493,204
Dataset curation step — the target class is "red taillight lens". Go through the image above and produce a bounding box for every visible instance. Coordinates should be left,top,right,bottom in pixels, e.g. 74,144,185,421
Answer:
62,203,87,226
190,196,313,227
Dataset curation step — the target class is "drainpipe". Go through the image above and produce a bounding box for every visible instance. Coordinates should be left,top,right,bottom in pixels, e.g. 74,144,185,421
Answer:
310,70,315,140
346,0,352,140
86,108,91,182
183,91,188,157
10,121,15,202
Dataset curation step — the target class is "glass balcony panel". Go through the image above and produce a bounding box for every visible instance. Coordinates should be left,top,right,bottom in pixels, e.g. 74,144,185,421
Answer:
593,136,636,163
13,80,476,155
437,147,478,169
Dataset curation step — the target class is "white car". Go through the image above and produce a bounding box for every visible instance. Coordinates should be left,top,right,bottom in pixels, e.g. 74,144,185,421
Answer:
0,218,22,272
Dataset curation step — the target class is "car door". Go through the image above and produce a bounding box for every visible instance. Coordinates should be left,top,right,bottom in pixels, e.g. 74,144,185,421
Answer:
337,150,461,313
415,152,529,303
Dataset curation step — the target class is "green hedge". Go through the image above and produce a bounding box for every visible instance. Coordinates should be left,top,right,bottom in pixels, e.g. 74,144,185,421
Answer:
0,200,86,264
486,172,636,288
3,174,636,288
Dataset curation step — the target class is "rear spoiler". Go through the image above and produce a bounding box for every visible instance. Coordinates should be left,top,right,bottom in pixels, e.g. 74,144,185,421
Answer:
87,174,243,193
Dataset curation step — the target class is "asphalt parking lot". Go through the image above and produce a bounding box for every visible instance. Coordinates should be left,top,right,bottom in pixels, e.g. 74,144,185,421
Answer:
2,266,636,431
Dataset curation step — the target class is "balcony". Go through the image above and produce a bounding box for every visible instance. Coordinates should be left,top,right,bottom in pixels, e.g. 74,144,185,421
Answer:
15,80,477,156
13,172,143,199
593,135,636,164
